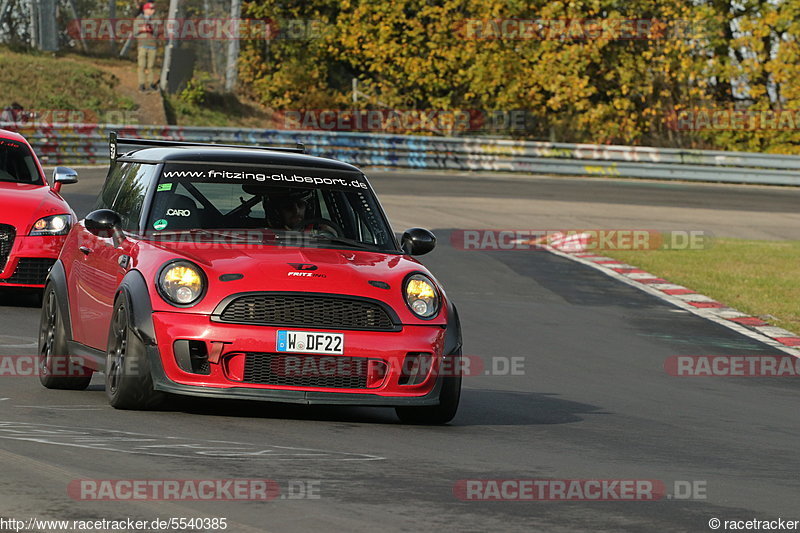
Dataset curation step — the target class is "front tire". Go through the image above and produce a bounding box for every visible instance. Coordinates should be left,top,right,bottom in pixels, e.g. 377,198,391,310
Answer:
105,296,164,409
395,353,462,425
38,285,92,390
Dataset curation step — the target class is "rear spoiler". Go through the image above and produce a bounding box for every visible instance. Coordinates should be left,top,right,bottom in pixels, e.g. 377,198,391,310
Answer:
108,132,305,161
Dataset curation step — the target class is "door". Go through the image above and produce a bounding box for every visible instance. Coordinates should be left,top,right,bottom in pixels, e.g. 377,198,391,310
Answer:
73,162,155,349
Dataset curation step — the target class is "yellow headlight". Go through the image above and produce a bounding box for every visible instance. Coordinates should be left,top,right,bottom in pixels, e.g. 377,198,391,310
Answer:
407,278,436,299
404,274,440,318
164,266,202,287
159,262,205,305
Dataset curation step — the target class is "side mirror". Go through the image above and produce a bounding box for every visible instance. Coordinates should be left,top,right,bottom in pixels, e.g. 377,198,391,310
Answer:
52,167,78,193
401,228,436,256
85,209,122,239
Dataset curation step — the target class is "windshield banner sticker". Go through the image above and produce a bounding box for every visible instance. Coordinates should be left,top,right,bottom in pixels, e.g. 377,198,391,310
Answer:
161,167,368,189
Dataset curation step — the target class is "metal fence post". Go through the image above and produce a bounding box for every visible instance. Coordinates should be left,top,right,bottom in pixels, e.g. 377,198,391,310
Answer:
159,0,180,91
28,0,38,48
224,0,240,92
37,0,57,51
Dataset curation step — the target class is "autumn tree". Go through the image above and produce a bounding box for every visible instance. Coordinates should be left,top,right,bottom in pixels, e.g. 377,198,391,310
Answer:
237,0,800,152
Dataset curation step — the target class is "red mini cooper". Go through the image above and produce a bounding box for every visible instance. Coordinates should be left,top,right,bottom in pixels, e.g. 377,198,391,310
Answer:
39,135,462,424
0,129,78,290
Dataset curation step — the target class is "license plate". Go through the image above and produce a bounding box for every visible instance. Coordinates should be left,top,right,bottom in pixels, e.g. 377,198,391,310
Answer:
276,330,344,355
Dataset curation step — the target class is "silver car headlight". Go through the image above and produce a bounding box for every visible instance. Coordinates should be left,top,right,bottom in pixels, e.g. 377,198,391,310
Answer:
30,214,71,236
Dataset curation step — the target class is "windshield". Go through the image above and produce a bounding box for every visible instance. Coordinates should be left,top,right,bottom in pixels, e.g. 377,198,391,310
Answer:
0,139,42,184
143,163,399,252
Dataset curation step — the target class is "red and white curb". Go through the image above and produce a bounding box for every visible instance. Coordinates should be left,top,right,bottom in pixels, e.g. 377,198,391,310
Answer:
542,236,800,357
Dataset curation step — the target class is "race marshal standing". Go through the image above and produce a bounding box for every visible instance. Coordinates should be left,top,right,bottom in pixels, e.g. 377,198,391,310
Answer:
134,2,159,91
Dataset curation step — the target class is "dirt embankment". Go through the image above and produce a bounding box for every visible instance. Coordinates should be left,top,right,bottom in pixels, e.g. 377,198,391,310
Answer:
97,60,167,125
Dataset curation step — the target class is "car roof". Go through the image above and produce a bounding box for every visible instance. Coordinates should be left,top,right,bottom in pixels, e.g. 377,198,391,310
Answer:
0,129,29,143
117,146,362,173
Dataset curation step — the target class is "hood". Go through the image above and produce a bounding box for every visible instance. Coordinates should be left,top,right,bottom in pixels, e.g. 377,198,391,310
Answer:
133,238,446,324
0,182,72,234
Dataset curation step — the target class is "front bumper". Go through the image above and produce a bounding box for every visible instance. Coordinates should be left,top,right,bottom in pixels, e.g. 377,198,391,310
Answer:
148,311,453,406
0,235,65,288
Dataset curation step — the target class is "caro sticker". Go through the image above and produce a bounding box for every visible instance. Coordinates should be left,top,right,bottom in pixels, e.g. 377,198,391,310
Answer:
166,209,191,217
153,219,168,230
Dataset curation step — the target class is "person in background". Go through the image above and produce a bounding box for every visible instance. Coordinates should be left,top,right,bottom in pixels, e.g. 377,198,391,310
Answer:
1,103,24,123
134,2,159,91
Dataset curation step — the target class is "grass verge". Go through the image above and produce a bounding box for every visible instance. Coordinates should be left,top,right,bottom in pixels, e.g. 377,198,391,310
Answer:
603,238,800,335
0,47,135,113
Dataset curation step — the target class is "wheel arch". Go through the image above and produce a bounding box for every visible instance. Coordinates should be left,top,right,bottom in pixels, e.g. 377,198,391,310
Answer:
45,260,74,340
115,269,157,346
443,299,462,356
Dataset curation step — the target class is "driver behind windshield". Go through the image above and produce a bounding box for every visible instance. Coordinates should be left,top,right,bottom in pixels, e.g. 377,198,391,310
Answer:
258,187,337,236
263,188,312,230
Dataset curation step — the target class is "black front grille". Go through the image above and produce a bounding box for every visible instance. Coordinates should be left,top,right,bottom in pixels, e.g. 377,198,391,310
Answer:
5,258,56,285
0,224,15,273
218,294,397,330
241,353,369,389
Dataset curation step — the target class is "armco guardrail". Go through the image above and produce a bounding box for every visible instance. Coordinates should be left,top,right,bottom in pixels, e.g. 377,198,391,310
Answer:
3,122,800,185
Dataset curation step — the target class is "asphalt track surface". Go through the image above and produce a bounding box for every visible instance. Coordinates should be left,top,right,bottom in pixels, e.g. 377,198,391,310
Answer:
1,169,799,532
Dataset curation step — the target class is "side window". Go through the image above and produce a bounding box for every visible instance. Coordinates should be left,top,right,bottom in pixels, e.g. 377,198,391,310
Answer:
113,163,158,232
94,163,129,211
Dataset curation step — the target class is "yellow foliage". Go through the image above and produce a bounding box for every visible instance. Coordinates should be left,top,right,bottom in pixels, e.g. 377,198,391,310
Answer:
235,0,800,151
